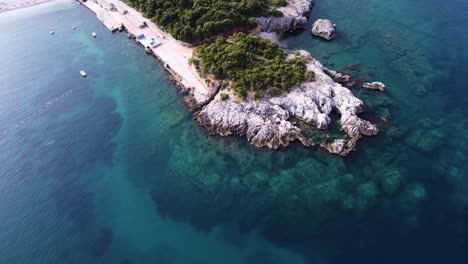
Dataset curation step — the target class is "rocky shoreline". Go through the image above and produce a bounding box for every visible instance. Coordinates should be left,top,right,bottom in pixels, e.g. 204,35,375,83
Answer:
83,0,380,156
196,51,379,156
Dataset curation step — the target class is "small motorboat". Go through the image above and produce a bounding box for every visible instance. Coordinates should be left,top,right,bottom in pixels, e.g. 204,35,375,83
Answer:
92,32,97,37
72,25,76,30
80,70,87,77
49,29,54,35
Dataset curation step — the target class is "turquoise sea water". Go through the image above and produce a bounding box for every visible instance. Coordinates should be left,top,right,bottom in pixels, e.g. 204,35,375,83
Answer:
1,0,468,263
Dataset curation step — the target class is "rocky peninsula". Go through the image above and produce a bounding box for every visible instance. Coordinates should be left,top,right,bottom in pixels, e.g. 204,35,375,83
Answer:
197,51,378,156
81,0,380,156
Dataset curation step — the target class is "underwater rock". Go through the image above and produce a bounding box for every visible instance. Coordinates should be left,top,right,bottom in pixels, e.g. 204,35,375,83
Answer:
321,137,359,157
385,126,403,139
242,170,271,193
408,129,444,152
363,82,385,92
406,119,445,152
345,64,360,72
414,85,428,96
158,123,433,243
256,0,315,33
358,181,379,199
311,19,336,40
196,51,378,155
400,183,428,204
380,169,404,195
355,181,380,212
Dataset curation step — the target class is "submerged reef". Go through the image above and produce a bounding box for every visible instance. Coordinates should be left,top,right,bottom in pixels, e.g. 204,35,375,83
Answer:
150,121,430,244
150,0,468,261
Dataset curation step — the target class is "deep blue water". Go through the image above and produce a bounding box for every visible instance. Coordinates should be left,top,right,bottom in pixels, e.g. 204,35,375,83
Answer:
1,0,468,263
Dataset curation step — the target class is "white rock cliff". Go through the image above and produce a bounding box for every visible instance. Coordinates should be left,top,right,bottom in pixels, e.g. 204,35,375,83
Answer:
256,0,316,32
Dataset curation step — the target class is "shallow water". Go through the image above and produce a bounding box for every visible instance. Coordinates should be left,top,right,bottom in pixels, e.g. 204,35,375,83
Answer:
1,0,468,263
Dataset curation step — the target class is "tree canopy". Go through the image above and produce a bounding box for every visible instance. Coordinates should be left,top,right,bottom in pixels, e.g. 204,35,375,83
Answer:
124,0,284,43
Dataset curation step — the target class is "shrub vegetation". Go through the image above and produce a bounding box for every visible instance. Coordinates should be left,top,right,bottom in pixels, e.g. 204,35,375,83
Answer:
220,93,230,101
196,33,313,97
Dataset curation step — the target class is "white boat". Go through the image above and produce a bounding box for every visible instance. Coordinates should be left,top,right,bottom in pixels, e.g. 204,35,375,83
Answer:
72,26,76,30
49,29,54,35
80,70,87,77
92,32,96,37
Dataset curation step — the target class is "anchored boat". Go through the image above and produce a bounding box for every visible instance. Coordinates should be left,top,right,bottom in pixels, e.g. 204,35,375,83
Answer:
92,32,96,37
80,70,87,77
49,29,54,35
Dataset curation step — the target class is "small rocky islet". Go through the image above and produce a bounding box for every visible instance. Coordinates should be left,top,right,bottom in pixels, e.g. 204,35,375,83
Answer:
311,18,336,40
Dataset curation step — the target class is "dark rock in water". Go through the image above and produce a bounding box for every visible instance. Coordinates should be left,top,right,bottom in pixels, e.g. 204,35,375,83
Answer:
345,64,360,71
311,19,336,40
346,80,356,88
363,81,385,92
322,67,352,83
127,32,135,39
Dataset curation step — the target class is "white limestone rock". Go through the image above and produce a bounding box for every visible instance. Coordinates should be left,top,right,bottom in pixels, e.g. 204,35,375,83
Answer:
256,0,315,33
311,19,336,40
196,50,378,155
363,82,386,92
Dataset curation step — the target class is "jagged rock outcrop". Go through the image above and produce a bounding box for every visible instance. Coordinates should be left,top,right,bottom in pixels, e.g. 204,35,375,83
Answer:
363,82,385,92
256,0,315,33
322,68,351,83
196,51,378,155
256,16,308,33
321,137,359,156
311,19,336,40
